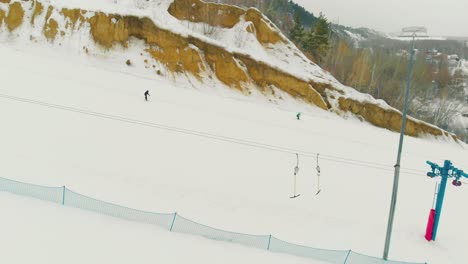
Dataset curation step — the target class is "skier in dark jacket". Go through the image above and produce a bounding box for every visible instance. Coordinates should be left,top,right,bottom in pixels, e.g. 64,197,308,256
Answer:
144,90,150,101
296,112,301,120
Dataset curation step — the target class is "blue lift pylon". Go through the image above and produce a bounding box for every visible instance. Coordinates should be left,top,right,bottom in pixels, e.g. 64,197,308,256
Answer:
425,160,468,241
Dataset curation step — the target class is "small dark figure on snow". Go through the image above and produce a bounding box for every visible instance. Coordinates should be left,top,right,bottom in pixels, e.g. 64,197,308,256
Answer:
296,112,301,120
144,90,150,101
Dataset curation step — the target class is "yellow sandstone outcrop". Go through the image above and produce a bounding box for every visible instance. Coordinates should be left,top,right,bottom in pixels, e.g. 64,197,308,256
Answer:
237,54,327,108
31,0,43,25
244,8,283,45
89,12,129,48
338,97,457,141
168,0,285,45
0,9,5,26
0,0,457,140
44,5,53,22
43,18,58,41
85,12,326,98
5,2,23,31
168,0,244,28
189,38,249,90
61,8,86,29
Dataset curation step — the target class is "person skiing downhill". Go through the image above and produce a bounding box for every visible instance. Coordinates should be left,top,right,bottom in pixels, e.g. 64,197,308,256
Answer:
296,112,301,120
144,90,150,101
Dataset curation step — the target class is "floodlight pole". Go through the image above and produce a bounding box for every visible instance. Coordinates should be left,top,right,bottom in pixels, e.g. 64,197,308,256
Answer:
383,34,417,260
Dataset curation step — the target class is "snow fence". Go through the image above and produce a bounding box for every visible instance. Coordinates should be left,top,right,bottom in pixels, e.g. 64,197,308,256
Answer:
0,176,426,264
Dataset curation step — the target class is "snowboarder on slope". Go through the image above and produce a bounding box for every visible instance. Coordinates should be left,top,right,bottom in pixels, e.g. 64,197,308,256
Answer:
296,112,301,120
144,90,150,101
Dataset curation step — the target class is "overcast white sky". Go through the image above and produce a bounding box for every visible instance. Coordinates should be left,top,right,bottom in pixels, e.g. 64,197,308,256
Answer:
292,0,468,37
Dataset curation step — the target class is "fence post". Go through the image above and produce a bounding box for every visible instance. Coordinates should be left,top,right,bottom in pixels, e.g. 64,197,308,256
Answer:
267,235,272,250
170,212,177,231
343,250,351,264
62,186,66,205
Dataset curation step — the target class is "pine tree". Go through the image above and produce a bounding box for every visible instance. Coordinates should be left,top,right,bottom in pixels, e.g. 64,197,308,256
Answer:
303,13,330,63
288,0,317,27
289,12,304,46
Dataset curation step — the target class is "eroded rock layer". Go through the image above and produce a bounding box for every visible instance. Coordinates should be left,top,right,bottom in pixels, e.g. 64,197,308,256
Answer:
0,0,457,141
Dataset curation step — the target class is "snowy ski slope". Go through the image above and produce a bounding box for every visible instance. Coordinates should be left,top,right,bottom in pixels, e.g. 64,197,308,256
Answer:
0,191,326,264
0,39,468,263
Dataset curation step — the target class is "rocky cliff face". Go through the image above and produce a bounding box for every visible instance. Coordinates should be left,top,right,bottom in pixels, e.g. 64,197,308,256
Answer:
168,0,284,45
0,0,458,142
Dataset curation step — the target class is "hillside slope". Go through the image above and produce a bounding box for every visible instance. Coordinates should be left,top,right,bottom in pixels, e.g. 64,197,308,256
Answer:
1,38,468,264
0,0,458,141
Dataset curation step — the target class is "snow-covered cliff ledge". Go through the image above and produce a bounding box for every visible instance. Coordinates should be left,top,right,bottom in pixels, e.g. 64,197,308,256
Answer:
0,0,459,141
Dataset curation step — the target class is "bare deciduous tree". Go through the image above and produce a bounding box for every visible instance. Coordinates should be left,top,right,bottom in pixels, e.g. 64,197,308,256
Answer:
427,97,463,130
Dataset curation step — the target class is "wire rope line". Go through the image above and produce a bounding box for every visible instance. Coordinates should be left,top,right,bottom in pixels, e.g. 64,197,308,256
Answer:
0,93,454,176
0,93,321,155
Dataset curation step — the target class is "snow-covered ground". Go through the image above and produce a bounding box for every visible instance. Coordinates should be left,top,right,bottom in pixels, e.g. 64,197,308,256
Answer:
0,192,320,264
344,30,365,42
459,59,468,76
1,37,468,264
